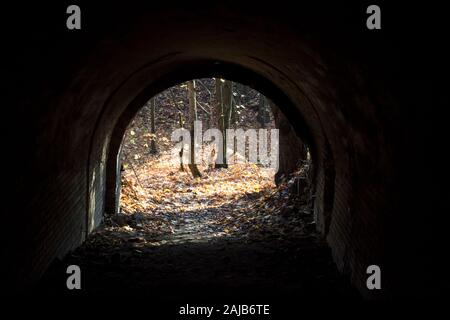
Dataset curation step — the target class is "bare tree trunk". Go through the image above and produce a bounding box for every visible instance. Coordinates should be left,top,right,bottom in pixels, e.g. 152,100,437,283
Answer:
213,78,222,130
257,94,270,127
215,79,234,168
196,79,213,128
187,80,202,178
178,112,185,172
228,82,236,128
222,80,234,163
149,97,158,154
215,78,226,168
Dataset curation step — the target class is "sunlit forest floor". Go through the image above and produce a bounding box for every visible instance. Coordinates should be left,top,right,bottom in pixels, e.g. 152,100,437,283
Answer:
118,151,307,243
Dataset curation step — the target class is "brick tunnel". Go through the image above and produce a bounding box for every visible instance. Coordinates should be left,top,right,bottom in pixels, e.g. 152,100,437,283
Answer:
2,2,447,300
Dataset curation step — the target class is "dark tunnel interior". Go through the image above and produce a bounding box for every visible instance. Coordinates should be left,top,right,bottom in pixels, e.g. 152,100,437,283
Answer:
1,1,448,307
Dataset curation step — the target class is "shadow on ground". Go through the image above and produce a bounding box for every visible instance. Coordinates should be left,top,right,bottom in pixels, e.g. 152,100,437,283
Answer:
36,229,359,301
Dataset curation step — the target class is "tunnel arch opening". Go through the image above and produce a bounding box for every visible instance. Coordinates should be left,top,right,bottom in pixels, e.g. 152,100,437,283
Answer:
95,61,333,239
115,77,312,245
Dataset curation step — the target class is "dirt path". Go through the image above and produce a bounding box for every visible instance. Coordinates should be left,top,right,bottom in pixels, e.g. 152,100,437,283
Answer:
37,163,359,301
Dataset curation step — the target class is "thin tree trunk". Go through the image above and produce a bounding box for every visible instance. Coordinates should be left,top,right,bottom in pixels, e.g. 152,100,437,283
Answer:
214,78,222,132
228,82,236,128
149,98,158,154
178,112,185,172
215,79,228,168
187,80,202,178
222,80,234,163
257,94,269,127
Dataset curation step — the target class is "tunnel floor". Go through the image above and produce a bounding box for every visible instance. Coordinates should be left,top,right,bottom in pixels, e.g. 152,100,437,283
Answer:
37,163,359,300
